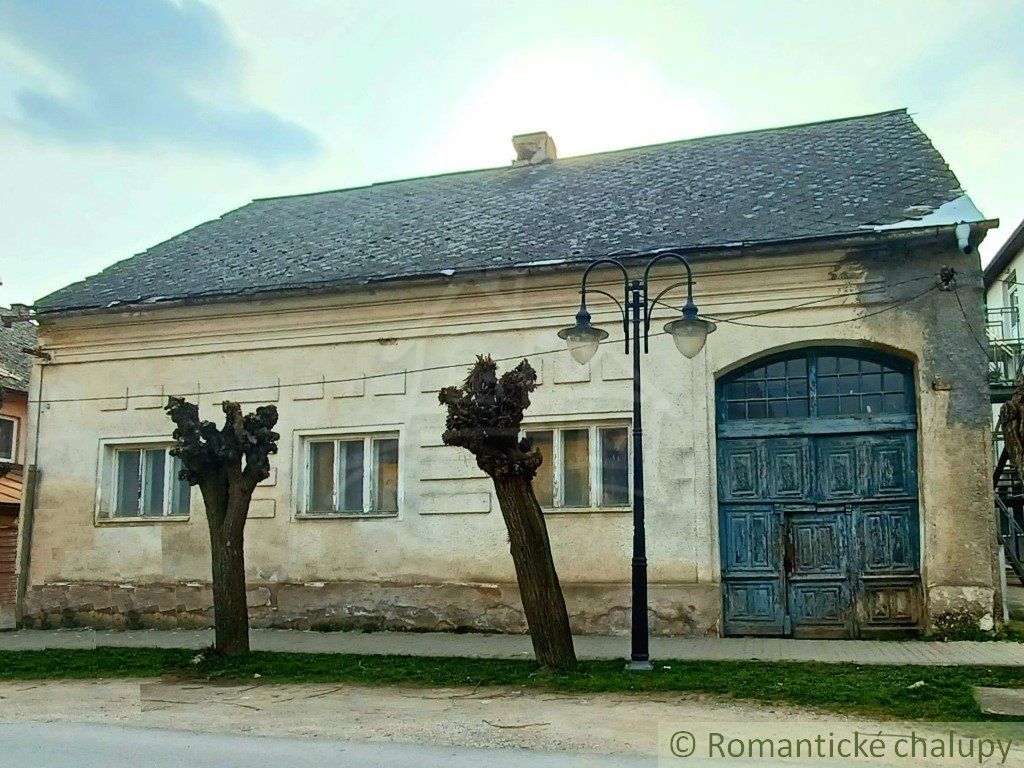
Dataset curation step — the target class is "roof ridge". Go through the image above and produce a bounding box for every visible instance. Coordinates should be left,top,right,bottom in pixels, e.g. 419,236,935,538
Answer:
250,108,910,204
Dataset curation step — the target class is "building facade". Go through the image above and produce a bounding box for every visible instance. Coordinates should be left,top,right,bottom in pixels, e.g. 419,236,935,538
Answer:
982,219,1024,585
0,315,36,628
18,111,1003,637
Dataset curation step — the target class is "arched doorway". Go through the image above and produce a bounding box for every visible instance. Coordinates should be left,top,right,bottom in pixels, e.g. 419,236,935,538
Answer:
716,347,921,638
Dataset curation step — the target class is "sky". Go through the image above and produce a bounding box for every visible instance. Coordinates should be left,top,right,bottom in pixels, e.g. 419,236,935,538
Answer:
0,0,1021,307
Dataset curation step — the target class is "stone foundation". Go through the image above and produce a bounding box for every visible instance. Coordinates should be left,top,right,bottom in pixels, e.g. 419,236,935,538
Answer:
21,580,722,636
926,585,998,632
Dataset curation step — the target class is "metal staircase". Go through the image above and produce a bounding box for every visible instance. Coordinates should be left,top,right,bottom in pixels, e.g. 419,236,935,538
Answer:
987,306,1024,586
993,441,1024,586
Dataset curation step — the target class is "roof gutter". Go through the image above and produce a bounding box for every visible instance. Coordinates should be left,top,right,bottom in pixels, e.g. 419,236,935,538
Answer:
32,219,999,322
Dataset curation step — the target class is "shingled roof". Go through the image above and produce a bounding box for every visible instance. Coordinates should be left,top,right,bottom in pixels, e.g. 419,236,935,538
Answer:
36,109,981,314
0,317,36,392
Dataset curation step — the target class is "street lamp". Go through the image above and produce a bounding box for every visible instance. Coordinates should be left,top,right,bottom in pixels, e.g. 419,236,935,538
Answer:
557,250,715,670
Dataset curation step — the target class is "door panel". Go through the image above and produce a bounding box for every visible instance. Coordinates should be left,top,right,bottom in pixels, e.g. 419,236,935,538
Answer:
785,509,853,637
858,578,921,628
720,506,784,635
718,440,767,501
860,505,918,574
815,437,864,501
767,439,811,499
866,434,917,498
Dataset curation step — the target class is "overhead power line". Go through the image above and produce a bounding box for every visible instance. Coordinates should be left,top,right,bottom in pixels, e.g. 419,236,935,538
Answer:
26,272,958,406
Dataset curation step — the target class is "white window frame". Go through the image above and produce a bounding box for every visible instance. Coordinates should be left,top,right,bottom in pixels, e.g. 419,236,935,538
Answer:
1007,271,1021,339
97,440,191,523
0,415,17,463
299,432,401,518
523,422,632,512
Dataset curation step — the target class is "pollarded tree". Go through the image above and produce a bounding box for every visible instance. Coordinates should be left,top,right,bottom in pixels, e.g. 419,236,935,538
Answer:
439,356,576,668
165,397,279,657
1002,385,1024,484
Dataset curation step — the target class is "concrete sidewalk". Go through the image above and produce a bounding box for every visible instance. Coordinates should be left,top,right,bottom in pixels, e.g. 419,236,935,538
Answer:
2,628,1023,666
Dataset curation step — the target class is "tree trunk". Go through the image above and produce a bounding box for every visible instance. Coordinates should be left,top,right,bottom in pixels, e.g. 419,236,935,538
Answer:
493,474,576,668
205,492,250,657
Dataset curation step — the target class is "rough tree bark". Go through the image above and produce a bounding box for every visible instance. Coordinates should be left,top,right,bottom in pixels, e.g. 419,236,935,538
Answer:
439,356,576,668
1002,386,1024,484
165,397,279,657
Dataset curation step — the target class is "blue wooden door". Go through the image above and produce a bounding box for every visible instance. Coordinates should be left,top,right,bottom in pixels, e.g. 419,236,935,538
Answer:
717,348,921,638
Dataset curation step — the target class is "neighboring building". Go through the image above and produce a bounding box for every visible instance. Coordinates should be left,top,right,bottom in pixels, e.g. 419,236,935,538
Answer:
20,110,1002,638
0,314,37,628
982,219,1024,584
983,218,1024,399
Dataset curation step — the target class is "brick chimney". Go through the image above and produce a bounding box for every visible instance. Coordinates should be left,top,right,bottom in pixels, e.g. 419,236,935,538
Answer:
511,131,557,167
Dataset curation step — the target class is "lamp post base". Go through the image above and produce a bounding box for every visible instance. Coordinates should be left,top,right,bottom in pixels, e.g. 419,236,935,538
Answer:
626,659,654,672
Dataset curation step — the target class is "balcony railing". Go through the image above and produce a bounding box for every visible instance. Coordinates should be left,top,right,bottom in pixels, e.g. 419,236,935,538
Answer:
986,306,1024,390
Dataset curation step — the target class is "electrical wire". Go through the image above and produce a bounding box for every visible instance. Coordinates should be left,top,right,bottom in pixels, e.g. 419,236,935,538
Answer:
954,286,994,358
26,271,957,406
705,283,939,329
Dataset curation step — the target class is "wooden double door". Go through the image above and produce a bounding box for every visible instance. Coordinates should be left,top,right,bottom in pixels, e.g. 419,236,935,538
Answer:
718,431,922,638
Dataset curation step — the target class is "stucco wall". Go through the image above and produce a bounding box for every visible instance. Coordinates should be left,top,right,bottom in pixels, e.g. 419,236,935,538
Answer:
19,236,999,634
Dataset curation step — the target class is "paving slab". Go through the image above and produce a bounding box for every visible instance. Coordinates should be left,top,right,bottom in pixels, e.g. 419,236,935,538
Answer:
1,628,1023,665
975,686,1024,716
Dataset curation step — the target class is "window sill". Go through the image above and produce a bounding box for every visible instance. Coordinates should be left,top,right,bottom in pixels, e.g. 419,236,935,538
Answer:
542,506,632,515
295,511,399,520
95,515,191,526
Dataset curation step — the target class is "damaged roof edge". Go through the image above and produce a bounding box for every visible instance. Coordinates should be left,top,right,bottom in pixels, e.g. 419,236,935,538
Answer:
31,221,998,321
859,194,986,233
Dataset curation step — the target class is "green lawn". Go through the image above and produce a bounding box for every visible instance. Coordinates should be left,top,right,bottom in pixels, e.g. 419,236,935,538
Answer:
0,647,1022,721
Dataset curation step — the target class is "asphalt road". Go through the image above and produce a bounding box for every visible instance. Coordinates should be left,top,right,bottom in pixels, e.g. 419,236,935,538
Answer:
0,723,657,768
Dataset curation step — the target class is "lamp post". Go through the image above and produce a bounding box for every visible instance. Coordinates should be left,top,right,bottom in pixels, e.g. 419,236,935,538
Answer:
557,251,715,670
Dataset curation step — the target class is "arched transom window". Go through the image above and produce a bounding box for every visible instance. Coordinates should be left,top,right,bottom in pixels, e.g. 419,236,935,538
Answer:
718,348,914,422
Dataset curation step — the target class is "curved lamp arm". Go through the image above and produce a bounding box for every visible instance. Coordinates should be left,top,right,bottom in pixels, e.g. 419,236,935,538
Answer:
579,258,631,353
641,251,697,351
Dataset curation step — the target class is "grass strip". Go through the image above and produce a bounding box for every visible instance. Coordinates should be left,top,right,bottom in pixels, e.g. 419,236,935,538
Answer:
1,647,1022,721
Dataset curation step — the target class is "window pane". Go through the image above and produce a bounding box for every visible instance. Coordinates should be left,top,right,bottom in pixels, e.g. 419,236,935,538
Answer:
787,399,809,417
309,442,335,512
863,394,883,414
0,419,13,461
141,449,166,516
883,372,904,392
562,429,590,507
170,456,191,515
787,358,807,376
840,395,861,414
528,431,554,507
727,401,745,420
600,428,629,506
339,440,365,512
818,396,839,416
838,356,858,374
372,438,399,513
745,380,766,398
884,393,905,412
114,450,141,517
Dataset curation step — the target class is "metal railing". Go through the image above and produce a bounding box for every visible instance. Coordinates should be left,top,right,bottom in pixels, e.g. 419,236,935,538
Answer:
986,306,1024,388
996,494,1024,585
